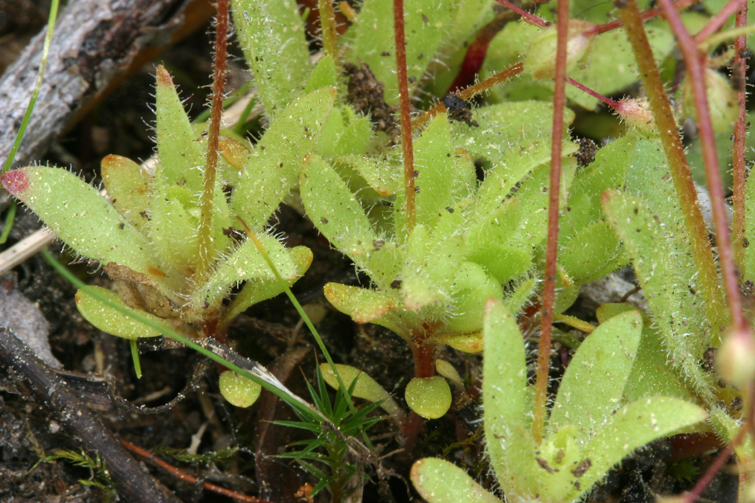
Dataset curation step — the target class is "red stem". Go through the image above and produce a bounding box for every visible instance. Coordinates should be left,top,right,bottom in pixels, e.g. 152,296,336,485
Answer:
197,0,229,281
657,0,745,332
447,10,518,94
731,0,749,272
693,0,745,43
681,381,755,503
394,0,416,236
414,62,524,130
533,0,569,446
494,0,548,28
566,77,621,108
121,439,272,503
590,0,697,35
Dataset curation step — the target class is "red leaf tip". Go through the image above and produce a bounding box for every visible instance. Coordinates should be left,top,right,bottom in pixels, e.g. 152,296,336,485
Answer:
155,65,173,87
1,170,29,195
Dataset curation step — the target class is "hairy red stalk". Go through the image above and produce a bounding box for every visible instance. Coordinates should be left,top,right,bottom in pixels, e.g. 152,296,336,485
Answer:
414,62,524,130
533,0,569,446
197,0,229,283
495,0,548,28
681,421,747,503
566,77,621,108
693,0,745,43
121,439,272,503
394,0,416,236
590,0,696,35
731,1,749,272
658,0,745,333
617,0,728,337
447,9,519,94
318,0,339,67
681,383,755,503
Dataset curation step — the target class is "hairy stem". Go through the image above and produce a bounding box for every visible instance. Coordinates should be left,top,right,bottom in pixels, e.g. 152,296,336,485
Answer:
318,0,339,68
197,0,229,283
590,0,696,36
495,0,548,27
617,0,728,336
394,0,416,236
731,1,749,275
693,0,745,43
447,9,518,93
657,0,744,333
533,0,569,446
414,62,524,130
566,77,621,108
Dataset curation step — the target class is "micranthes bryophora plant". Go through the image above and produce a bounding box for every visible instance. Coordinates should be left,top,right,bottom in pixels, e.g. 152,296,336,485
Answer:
411,300,709,503
229,0,675,439
0,41,337,404
4,0,755,499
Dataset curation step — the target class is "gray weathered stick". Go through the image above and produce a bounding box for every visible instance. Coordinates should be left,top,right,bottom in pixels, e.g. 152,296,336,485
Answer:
0,0,195,165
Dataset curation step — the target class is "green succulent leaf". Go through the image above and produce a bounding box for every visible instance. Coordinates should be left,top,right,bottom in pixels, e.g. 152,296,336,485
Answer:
1,167,157,275
603,190,717,403
319,363,402,419
75,286,178,340
564,134,637,236
231,0,312,117
482,299,539,495
549,310,643,443
155,66,205,192
305,54,337,93
300,153,400,289
191,235,305,311
597,304,694,402
395,114,458,232
446,261,503,334
559,221,623,284
348,0,453,105
101,155,152,232
504,276,538,315
405,376,452,419
579,397,707,493
223,245,312,323
322,283,398,324
231,87,337,230
339,154,401,196
411,458,500,503
401,221,464,312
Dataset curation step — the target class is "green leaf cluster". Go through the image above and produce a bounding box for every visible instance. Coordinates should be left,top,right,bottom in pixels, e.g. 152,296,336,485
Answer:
412,301,708,503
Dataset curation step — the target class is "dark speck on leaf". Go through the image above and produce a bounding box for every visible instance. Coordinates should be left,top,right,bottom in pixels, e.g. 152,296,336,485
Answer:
572,459,591,478
118,223,125,229
321,217,328,224
443,94,478,127
422,14,429,23
391,279,402,289
446,207,454,213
